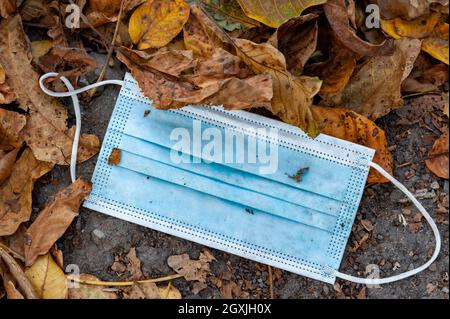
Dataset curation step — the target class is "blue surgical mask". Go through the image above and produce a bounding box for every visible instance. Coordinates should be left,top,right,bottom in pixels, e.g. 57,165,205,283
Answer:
40,72,441,285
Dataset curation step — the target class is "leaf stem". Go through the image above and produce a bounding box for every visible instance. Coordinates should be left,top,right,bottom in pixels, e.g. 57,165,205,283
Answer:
66,273,183,287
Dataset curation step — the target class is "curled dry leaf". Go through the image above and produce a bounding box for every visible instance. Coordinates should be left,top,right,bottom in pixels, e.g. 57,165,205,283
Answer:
37,46,98,79
426,131,449,179
24,178,92,266
312,106,393,183
269,14,319,76
124,247,143,280
159,283,182,299
167,249,216,283
236,0,327,28
4,280,25,299
108,148,121,165
324,0,395,57
234,38,322,137
0,0,16,18
0,148,19,186
128,0,190,50
0,15,100,165
0,62,16,105
0,148,54,236
25,253,68,299
0,246,38,299
118,46,273,110
374,0,449,20
0,108,26,153
125,282,160,299
322,38,422,120
183,3,230,58
68,274,118,299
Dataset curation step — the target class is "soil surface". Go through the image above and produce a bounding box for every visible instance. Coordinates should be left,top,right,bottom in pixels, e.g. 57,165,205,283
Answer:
32,55,449,299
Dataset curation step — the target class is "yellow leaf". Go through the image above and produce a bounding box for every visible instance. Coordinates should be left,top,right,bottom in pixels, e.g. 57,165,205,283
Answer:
236,0,327,28
159,283,182,299
422,22,449,65
25,254,68,299
128,0,190,50
312,106,393,184
234,38,322,137
30,40,53,61
381,13,440,39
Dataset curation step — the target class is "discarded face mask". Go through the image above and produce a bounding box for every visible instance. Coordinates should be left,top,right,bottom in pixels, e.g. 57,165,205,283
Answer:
39,72,441,285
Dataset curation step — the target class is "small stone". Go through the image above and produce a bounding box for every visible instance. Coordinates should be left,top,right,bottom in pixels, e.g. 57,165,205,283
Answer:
429,263,437,272
408,263,415,271
323,285,330,295
430,181,440,190
92,229,105,239
376,234,384,241
444,181,449,194
442,287,449,294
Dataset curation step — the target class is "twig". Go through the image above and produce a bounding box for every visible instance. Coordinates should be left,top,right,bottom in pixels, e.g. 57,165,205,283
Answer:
0,242,25,262
88,0,125,97
267,265,274,299
66,273,183,287
402,91,441,99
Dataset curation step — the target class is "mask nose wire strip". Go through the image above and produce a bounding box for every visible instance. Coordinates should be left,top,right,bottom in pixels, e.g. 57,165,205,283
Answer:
39,72,124,183
330,161,441,285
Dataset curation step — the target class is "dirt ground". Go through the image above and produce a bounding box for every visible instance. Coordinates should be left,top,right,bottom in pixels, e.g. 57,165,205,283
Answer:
31,54,449,299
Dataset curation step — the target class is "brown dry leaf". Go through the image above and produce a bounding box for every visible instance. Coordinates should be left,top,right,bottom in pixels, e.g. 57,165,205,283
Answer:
356,287,366,299
312,106,393,183
443,92,449,117
381,12,441,39
324,0,395,57
220,281,241,299
19,0,49,22
0,15,100,165
25,253,68,299
37,46,98,79
24,178,92,266
84,0,122,26
361,220,374,232
422,22,449,65
118,47,273,110
128,0,190,50
125,282,160,299
124,247,143,280
167,249,216,283
0,148,54,236
108,148,121,165
0,246,38,299
0,108,25,151
68,274,118,299
0,62,16,105
323,38,421,120
306,35,358,97
236,0,326,28
269,14,319,76
202,0,261,31
234,38,322,137
120,47,196,78
0,148,19,185
2,224,27,258
183,3,230,58
426,131,449,179
0,0,16,18
4,280,25,299
374,0,449,20
50,245,64,269
159,283,182,299
30,40,53,62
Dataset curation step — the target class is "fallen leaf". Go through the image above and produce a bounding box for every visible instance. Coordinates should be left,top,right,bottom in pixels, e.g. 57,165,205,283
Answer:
19,0,49,22
236,0,327,28
128,0,190,50
4,280,25,299
124,247,143,280
37,46,98,79
25,253,68,299
324,0,395,57
50,245,64,269
443,92,449,117
30,40,53,62
0,62,16,104
0,148,54,236
381,12,441,39
0,15,100,165
356,287,366,299
422,22,449,65
220,281,241,299
125,282,160,299
191,281,208,294
183,3,230,58
119,47,196,78
24,178,92,266
167,249,215,283
374,0,448,20
108,148,121,165
202,0,260,31
68,274,118,299
0,108,26,151
426,131,449,179
312,106,393,183
322,38,421,120
0,148,19,185
2,224,27,258
118,47,273,110
409,222,423,233
426,283,438,294
83,0,122,26
159,283,182,299
0,0,16,18
269,14,319,76
0,246,38,299
234,38,322,137
305,35,358,97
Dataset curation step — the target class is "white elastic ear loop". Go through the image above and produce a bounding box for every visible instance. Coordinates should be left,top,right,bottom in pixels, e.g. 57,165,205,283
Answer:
39,72,124,183
331,161,441,285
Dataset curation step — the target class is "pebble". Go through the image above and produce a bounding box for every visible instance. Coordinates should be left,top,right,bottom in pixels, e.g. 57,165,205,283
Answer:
429,263,437,272
442,287,449,294
91,229,106,247
377,234,384,241
444,181,449,194
323,285,330,295
430,181,440,190
408,263,415,271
